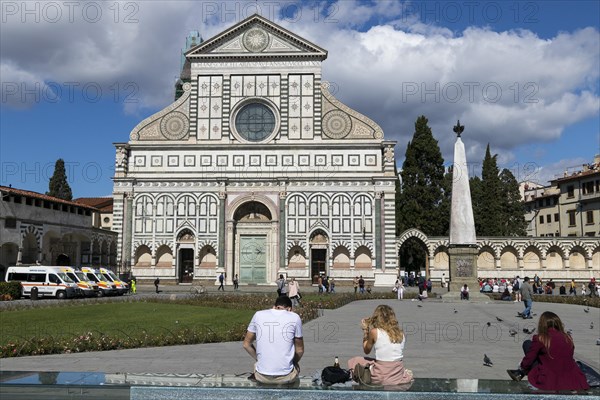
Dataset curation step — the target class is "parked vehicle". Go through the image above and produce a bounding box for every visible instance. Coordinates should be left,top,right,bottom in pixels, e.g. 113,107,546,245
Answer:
5,266,79,299
99,267,129,295
81,267,117,296
61,267,99,297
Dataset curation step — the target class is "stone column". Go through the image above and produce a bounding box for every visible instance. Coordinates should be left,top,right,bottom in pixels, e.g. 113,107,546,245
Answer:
218,191,226,270
374,192,382,269
279,191,286,271
225,221,234,277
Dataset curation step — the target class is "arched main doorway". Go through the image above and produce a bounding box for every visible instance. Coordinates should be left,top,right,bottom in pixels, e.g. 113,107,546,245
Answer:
177,229,195,283
310,229,328,283
234,201,272,284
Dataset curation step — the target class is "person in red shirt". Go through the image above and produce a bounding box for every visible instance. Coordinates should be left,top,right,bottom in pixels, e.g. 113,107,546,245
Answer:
507,311,589,391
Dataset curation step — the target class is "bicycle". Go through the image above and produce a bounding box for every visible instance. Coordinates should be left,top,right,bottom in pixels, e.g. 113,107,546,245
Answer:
190,284,206,295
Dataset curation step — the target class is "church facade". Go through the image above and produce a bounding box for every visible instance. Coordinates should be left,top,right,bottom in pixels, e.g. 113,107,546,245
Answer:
112,15,398,286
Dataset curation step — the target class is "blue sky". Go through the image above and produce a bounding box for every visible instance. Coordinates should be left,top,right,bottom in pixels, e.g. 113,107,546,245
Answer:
1,1,599,198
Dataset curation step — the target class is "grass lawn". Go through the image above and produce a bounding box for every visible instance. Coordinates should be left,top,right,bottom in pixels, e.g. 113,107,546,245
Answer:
0,302,254,346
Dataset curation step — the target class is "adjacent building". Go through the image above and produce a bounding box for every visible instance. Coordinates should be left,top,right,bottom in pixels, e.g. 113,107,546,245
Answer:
0,186,117,280
523,155,600,238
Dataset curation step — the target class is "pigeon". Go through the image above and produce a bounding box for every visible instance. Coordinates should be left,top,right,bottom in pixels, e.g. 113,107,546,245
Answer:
509,329,518,337
417,304,423,308
591,322,594,330
496,317,503,322
487,322,491,327
483,354,493,367
584,308,590,313
454,308,458,314
523,327,535,335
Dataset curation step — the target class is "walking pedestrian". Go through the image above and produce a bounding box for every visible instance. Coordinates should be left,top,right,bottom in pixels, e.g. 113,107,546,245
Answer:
233,274,239,291
519,277,534,319
154,277,160,293
218,272,225,291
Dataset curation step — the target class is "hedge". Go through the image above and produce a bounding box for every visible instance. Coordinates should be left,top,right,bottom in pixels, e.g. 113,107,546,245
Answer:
0,282,22,301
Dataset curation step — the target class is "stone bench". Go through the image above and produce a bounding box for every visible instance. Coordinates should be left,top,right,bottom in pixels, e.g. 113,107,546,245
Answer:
1,371,598,399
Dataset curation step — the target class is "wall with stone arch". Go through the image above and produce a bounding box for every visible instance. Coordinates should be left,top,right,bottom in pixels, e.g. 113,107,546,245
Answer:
332,245,351,268
198,245,216,268
155,245,173,268
134,245,152,268
396,229,599,283
287,245,306,268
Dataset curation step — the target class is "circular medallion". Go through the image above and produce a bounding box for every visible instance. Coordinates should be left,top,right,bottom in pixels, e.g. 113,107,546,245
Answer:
242,28,269,53
160,112,189,140
322,110,352,139
234,102,276,142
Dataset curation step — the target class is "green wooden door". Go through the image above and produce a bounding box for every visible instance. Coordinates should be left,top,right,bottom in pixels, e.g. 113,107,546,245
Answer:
239,236,267,284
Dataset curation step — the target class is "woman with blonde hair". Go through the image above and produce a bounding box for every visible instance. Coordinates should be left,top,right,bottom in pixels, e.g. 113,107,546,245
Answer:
348,305,413,386
507,311,589,391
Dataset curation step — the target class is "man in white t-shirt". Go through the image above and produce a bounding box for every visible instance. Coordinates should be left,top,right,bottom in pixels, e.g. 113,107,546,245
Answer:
243,296,304,384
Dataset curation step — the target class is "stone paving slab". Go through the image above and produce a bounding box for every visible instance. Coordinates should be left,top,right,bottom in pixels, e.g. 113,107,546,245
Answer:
1,299,599,381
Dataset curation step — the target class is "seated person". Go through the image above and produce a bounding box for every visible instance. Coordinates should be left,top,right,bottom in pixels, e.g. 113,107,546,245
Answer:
418,287,428,301
348,305,413,386
559,284,566,295
501,288,512,301
481,283,493,293
460,284,469,300
507,311,589,391
243,296,303,384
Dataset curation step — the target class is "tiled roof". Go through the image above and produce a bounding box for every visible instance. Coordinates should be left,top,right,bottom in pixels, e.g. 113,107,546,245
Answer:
0,185,98,210
552,168,600,184
74,197,113,212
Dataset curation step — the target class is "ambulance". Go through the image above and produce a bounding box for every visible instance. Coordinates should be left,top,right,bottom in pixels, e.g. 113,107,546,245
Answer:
99,267,129,295
5,266,79,299
81,267,117,296
61,267,100,297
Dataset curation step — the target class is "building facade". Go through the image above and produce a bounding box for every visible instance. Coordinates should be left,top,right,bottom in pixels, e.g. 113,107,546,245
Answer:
523,155,600,238
0,186,117,280
113,15,398,286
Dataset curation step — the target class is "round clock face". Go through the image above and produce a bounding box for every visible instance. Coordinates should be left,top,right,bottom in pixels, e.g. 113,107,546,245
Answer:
234,103,276,142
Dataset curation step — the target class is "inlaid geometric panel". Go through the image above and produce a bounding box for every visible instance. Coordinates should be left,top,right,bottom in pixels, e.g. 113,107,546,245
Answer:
197,75,223,140
184,155,196,167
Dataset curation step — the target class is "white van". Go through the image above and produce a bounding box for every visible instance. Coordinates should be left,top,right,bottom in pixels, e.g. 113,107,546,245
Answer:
5,266,79,299
61,267,99,297
99,267,128,295
81,267,117,296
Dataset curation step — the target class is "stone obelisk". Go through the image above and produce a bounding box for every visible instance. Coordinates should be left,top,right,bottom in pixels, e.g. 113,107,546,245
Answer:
445,121,483,299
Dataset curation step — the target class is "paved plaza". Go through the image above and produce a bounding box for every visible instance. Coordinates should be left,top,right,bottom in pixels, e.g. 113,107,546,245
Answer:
1,292,599,381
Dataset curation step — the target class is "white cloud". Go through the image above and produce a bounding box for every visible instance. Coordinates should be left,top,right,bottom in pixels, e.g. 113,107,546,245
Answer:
1,1,598,169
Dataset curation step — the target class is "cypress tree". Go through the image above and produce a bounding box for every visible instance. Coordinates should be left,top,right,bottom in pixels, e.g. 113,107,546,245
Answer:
470,176,483,235
479,145,502,236
47,159,73,200
499,168,527,236
397,116,446,236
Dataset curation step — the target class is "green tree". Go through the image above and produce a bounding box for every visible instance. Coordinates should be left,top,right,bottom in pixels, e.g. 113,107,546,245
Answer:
47,159,73,200
499,168,527,236
478,144,502,236
469,176,484,235
397,116,447,236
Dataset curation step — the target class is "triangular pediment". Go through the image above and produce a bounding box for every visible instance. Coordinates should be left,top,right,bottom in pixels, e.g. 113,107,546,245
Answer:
186,14,327,60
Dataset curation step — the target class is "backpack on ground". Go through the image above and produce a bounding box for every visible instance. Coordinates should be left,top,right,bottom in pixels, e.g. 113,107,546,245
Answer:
321,366,351,386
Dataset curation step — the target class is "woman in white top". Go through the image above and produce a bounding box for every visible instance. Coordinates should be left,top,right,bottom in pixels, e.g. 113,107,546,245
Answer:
348,305,413,385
